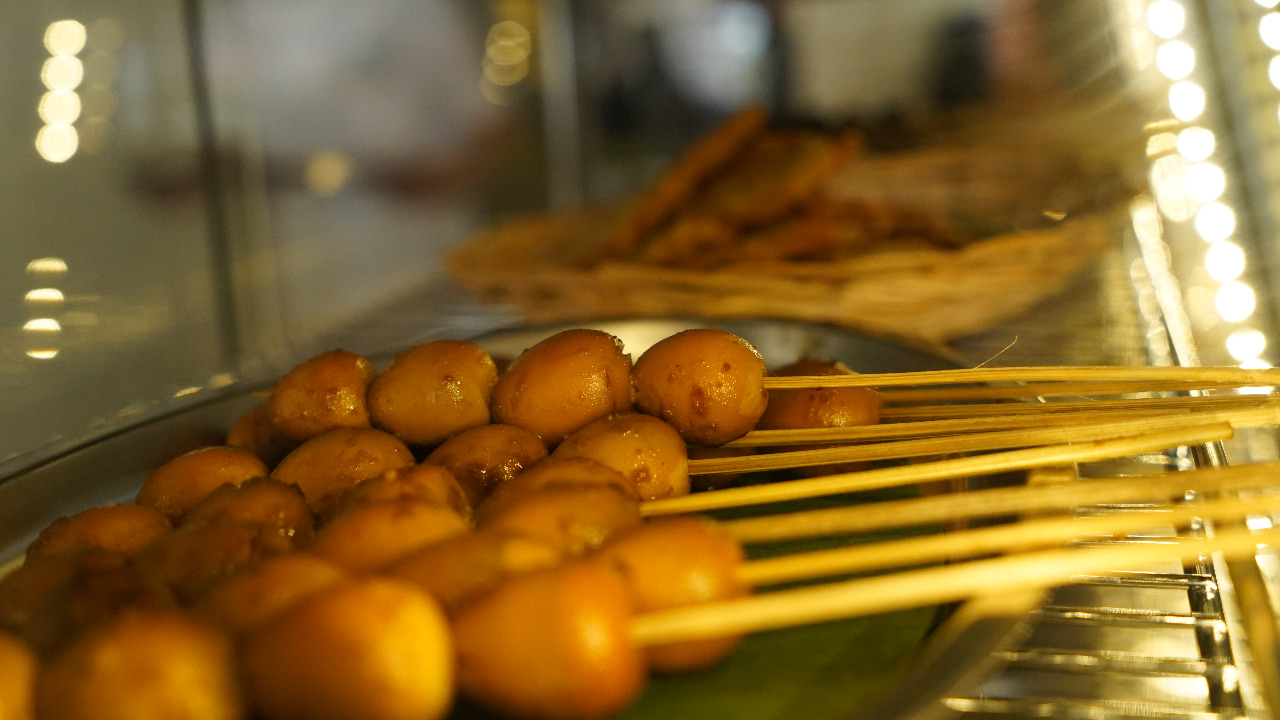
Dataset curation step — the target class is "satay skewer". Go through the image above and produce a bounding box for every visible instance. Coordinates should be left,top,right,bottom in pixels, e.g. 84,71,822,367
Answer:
761,365,1280,389
645,421,1238,516
882,395,1277,421
879,380,1275,404
691,405,1280,475
630,522,1280,647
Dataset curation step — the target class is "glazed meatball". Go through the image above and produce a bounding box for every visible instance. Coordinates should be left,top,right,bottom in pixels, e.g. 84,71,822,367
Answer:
271,427,415,514
226,402,298,468
757,358,882,476
633,328,768,447
326,464,471,524
35,610,243,720
451,561,645,720
136,446,270,523
477,456,636,524
134,520,293,602
368,339,498,447
240,578,454,720
0,630,35,720
388,529,564,614
477,485,641,556
268,349,374,443
26,504,173,561
490,329,635,446
423,424,548,508
192,554,347,636
553,412,690,500
307,500,470,575
183,476,315,543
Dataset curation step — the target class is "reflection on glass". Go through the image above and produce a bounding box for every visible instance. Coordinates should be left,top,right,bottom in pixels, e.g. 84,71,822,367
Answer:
1169,81,1206,120
1155,41,1195,80
1195,202,1236,242
1147,0,1187,39
23,318,63,332
1262,13,1280,49
1185,162,1226,203
42,56,84,92
304,151,354,197
39,91,82,125
24,288,66,305
1226,328,1267,361
1176,126,1215,161
1270,56,1280,89
44,20,86,55
1147,132,1177,156
1205,242,1245,281
1216,281,1257,322
1150,153,1197,221
26,258,68,276
36,124,79,163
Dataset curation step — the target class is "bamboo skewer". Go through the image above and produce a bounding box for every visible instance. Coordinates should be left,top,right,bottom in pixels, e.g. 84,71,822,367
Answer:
878,380,1271,404
690,405,1280,475
760,365,1280,389
719,460,1280,543
645,422,1237,516
735,492,1280,587
881,395,1276,422
631,524,1280,647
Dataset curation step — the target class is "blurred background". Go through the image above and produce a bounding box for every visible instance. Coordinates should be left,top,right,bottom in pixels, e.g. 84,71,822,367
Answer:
4,0,1280,473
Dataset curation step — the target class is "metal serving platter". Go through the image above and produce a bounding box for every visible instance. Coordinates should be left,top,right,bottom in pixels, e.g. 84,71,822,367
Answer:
0,317,1036,720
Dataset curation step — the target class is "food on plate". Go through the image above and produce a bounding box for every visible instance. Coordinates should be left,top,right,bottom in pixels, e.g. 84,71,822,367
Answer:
489,328,635,446
191,553,347,636
476,484,642,556
226,402,298,468
267,349,375,443
34,610,242,720
757,358,883,476
552,412,690,501
368,339,498,447
135,520,292,602
240,578,453,720
387,529,564,614
326,463,472,523
451,560,646,720
270,427,415,514
633,328,769,447
182,476,315,543
423,423,549,507
477,456,637,523
0,629,36,720
589,515,748,673
25,504,172,561
307,499,470,574
135,446,271,522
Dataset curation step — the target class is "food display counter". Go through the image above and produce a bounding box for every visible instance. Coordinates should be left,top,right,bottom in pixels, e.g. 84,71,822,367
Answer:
4,1,1280,719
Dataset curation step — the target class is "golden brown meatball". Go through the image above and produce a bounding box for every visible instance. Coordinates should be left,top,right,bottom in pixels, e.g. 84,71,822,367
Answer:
135,520,293,603
35,610,243,720
326,464,471,524
226,401,299,468
136,446,270,523
633,328,768,447
553,412,690,500
423,424,548,508
451,560,646,720
268,349,374,443
368,339,498,447
756,358,882,476
26,504,173,561
477,485,641,556
477,457,636,524
308,500,470,575
0,630,36,720
271,427,415,514
183,476,315,543
191,554,347,636
240,578,453,720
489,329,635,446
387,529,564,614
591,516,748,672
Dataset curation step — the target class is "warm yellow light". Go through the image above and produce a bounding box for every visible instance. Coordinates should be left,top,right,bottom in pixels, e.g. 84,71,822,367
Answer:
24,288,65,305
1150,153,1197,221
1185,162,1226,203
26,349,59,360
1260,0,1280,10
38,90,81,125
1195,202,1236,242
1270,56,1280,89
486,20,532,64
1216,281,1257,322
1262,13,1280,49
1147,132,1178,156
44,20,86,56
26,257,68,276
36,124,78,163
23,318,62,333
1176,126,1215,161
1169,81,1206,121
41,55,84,91
1147,0,1187,39
1156,41,1195,80
1205,242,1245,281
484,55,529,86
303,150,353,197
1226,328,1267,361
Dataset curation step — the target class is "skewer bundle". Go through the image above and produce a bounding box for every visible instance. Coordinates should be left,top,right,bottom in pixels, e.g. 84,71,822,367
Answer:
2,326,1279,720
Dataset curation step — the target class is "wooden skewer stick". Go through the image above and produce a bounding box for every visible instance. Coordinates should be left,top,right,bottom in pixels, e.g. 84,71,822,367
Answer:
881,395,1275,422
643,422,1236,516
761,365,1280,390
631,524,1280,646
719,460,1280,544
690,406,1280,475
736,493,1280,587
879,380,1272,404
